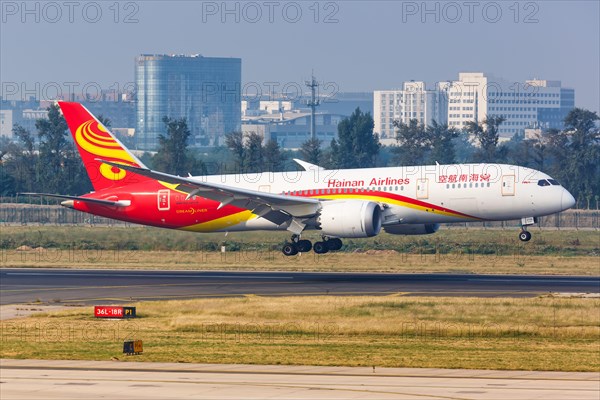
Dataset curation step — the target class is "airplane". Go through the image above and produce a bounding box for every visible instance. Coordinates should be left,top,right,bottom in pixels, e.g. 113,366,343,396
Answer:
23,101,576,256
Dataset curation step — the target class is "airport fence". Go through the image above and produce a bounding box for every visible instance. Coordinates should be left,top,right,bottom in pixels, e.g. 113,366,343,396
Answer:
0,201,598,230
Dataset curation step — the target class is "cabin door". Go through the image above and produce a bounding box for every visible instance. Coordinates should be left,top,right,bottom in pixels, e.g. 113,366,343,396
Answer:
416,178,429,199
501,175,515,196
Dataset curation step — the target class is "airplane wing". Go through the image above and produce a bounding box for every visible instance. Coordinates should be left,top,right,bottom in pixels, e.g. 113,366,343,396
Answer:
19,193,130,207
98,160,321,231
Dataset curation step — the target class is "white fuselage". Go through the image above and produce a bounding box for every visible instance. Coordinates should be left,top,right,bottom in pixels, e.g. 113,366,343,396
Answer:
189,163,574,231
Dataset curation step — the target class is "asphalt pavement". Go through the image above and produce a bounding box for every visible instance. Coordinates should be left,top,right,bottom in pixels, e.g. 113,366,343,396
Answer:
1,269,598,305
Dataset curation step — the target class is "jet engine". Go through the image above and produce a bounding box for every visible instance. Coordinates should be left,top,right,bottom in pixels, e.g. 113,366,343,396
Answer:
318,200,382,238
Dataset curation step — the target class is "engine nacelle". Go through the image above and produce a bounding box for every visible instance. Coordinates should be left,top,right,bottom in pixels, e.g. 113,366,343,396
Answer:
318,200,382,238
384,223,440,235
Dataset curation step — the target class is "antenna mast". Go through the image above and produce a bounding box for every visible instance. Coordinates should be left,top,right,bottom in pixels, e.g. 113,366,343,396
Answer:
305,73,320,140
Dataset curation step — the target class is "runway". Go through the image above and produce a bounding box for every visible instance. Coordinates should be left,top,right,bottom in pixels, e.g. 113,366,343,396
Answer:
1,359,598,400
1,268,598,305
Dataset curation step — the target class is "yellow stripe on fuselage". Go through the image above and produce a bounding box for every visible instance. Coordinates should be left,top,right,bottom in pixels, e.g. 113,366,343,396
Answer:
179,210,257,232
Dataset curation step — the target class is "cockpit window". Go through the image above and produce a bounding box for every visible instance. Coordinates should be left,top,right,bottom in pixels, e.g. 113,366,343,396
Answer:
537,179,551,187
548,179,560,186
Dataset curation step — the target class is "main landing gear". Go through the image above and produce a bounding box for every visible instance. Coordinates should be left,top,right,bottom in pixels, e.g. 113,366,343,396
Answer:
282,235,343,256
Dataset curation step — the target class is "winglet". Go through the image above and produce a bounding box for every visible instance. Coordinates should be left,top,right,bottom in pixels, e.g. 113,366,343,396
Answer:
293,159,325,171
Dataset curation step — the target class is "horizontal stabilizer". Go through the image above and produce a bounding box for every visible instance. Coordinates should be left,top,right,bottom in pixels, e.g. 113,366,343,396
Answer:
19,193,130,208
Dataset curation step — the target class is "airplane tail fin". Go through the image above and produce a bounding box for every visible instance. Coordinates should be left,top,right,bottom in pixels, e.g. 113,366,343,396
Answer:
58,101,151,191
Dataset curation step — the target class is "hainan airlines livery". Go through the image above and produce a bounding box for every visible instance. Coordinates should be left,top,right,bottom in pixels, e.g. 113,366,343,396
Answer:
25,102,576,255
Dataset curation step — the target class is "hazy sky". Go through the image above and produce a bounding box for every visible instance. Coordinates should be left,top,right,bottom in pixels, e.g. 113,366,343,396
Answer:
1,1,598,110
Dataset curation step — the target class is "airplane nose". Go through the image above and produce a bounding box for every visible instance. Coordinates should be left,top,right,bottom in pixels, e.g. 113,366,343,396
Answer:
561,189,576,210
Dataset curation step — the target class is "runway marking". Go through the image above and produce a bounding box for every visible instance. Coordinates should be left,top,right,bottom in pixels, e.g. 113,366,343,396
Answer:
0,281,301,293
470,278,599,284
61,290,548,302
4,272,295,279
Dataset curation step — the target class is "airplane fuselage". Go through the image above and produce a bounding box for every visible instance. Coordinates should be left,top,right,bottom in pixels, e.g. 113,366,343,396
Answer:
69,163,574,233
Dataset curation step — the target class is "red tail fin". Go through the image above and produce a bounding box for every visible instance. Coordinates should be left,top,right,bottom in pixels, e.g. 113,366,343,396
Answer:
58,101,151,191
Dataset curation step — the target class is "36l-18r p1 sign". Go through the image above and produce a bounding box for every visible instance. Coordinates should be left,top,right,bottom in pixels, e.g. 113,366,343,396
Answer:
94,306,136,318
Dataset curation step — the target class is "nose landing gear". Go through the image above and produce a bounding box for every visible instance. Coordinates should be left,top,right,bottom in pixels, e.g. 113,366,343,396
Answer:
518,217,537,242
519,229,532,242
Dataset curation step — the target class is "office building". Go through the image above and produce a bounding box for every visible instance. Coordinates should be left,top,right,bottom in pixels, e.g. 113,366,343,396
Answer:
135,54,241,150
447,72,574,137
242,100,344,149
375,73,575,141
373,81,448,142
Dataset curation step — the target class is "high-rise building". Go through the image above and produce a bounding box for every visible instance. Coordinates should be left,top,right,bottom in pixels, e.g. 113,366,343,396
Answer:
447,72,574,137
135,54,241,150
375,73,575,141
373,81,448,142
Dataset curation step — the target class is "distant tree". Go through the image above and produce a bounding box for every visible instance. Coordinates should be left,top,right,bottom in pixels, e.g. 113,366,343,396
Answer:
263,139,286,172
35,104,73,193
465,115,505,162
6,125,38,193
225,131,245,171
0,164,16,196
561,108,600,207
139,152,155,169
392,119,429,165
329,108,380,168
545,128,569,180
427,120,459,164
507,132,549,171
153,116,205,176
97,115,111,128
451,132,477,163
299,138,322,165
243,132,264,173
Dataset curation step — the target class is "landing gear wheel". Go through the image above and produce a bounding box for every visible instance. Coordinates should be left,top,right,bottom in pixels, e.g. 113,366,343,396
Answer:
282,242,299,256
296,239,312,253
313,241,329,254
326,238,343,251
519,231,532,242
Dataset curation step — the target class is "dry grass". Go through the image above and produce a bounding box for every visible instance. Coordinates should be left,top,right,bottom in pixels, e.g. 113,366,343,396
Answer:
1,226,599,275
2,296,599,371
1,249,599,275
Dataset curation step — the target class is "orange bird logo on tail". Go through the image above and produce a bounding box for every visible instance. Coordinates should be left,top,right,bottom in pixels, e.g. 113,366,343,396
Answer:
59,101,150,191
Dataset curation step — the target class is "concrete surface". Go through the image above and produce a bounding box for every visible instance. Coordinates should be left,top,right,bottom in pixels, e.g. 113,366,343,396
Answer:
1,359,598,399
